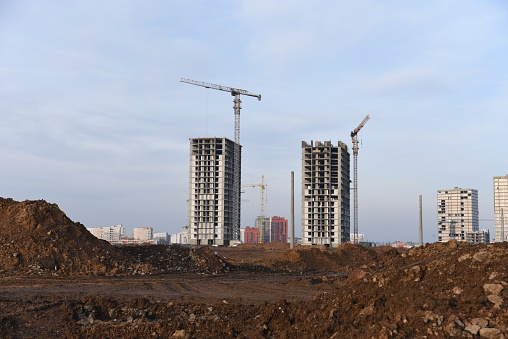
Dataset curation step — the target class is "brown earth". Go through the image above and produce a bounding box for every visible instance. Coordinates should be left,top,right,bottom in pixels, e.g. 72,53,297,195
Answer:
1,198,508,338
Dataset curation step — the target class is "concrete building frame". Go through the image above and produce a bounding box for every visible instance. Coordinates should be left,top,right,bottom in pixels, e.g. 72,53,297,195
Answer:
301,140,350,248
188,137,241,246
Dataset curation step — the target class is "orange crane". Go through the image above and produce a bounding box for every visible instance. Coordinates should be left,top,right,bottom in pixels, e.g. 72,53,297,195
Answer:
351,115,370,244
243,176,268,243
180,78,261,241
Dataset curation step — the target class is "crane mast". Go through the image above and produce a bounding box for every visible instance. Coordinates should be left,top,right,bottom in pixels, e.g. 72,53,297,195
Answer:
243,176,267,243
351,115,370,244
180,78,261,242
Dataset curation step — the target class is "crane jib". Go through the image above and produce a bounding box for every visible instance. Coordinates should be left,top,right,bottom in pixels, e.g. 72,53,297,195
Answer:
180,78,261,100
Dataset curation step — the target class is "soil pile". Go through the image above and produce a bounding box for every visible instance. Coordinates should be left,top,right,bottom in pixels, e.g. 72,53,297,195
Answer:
266,243,378,272
119,245,231,274
0,198,139,276
236,242,290,250
212,242,291,266
293,241,508,338
0,198,230,276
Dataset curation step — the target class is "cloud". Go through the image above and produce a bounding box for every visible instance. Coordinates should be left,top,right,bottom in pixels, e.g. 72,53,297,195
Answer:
363,68,452,97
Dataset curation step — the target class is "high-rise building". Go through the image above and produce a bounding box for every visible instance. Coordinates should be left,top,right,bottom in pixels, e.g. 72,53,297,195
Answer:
270,216,288,243
243,226,260,244
255,216,270,243
254,216,288,243
494,175,508,242
301,140,350,248
437,187,479,242
188,137,241,246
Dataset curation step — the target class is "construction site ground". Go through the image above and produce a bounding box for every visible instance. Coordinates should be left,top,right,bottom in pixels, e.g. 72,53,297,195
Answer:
2,198,508,338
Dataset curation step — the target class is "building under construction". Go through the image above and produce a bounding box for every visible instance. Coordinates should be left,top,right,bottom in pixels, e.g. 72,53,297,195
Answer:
182,78,260,246
494,175,508,242
301,140,350,248
188,137,241,246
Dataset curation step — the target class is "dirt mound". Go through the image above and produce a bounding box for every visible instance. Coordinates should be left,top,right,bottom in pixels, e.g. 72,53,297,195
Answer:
0,198,230,276
0,198,142,276
266,243,378,272
119,245,231,274
296,241,508,338
236,241,290,250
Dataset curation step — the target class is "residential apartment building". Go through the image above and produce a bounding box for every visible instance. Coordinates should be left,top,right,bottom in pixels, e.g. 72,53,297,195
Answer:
243,226,260,244
87,224,125,242
494,175,508,242
349,233,365,243
188,137,240,246
301,140,350,248
88,225,165,245
437,187,479,242
153,232,169,244
255,216,270,243
270,216,288,243
134,227,153,241
252,216,288,243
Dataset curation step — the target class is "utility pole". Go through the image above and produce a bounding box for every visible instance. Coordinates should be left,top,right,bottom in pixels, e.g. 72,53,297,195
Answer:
181,78,261,242
350,115,370,244
290,171,295,249
419,195,423,246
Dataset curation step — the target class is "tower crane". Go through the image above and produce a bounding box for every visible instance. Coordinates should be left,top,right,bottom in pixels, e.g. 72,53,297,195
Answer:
243,176,268,243
351,115,370,244
180,78,262,242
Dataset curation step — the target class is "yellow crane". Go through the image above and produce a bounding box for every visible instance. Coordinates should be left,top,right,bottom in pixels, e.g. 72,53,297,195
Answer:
351,115,370,244
243,176,268,243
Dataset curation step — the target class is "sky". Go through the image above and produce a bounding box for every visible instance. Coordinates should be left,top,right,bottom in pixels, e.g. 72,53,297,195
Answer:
1,1,507,243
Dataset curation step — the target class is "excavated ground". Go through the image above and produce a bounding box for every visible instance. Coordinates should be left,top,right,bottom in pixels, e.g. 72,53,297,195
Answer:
1,198,508,338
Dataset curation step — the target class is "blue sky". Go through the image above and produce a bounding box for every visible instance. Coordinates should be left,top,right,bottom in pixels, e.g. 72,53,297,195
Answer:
1,1,507,243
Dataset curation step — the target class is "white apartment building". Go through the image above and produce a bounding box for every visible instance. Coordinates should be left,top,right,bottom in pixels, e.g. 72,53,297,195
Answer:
169,226,189,244
350,233,365,243
153,232,169,244
188,137,240,246
134,227,153,241
437,187,479,242
301,140,350,248
494,175,508,242
87,224,125,242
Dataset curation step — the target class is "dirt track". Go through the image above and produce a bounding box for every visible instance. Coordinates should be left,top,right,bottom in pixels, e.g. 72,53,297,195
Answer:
0,272,341,304
0,270,346,339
